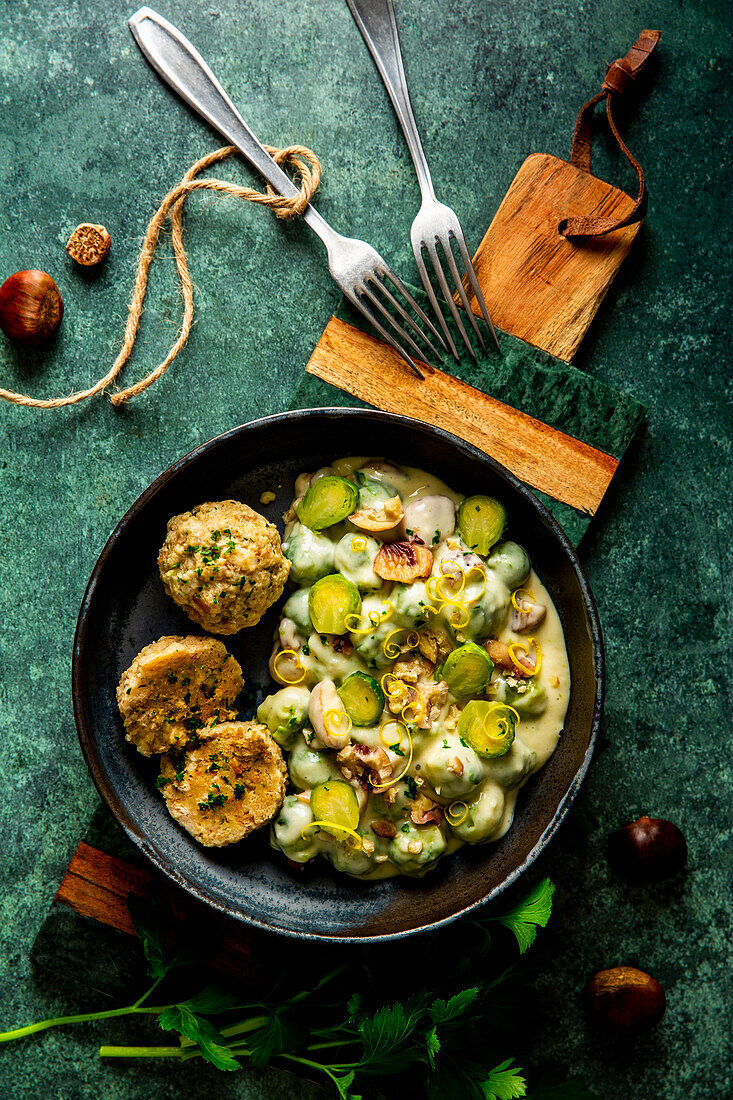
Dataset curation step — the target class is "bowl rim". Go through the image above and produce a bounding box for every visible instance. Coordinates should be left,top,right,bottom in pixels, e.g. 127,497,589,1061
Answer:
72,407,604,942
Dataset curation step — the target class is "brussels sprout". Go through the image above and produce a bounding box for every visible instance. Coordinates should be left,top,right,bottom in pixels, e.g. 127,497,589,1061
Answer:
402,495,456,548
282,587,312,635
388,822,446,875
334,532,383,591
481,737,537,788
326,838,376,876
297,476,359,530
458,700,516,758
457,496,507,556
492,674,548,718
391,580,434,628
257,684,310,749
422,732,484,800
355,462,403,492
271,795,319,863
442,642,494,697
338,671,385,726
310,780,360,840
309,573,362,635
487,541,531,590
448,783,506,844
354,473,396,509
283,523,335,584
288,735,341,789
353,611,395,671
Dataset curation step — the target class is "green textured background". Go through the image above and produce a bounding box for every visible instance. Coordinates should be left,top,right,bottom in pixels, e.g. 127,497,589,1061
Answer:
0,1,731,1097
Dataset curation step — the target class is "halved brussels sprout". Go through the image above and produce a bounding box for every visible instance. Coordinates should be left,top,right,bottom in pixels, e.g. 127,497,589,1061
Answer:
457,496,507,556
310,780,360,839
487,541,531,590
458,700,516,758
338,671,385,727
282,524,335,584
282,588,312,635
257,685,310,748
442,642,494,697
308,573,362,635
297,476,359,531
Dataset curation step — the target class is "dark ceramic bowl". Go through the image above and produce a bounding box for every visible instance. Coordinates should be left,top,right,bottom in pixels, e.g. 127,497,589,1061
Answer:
73,408,603,942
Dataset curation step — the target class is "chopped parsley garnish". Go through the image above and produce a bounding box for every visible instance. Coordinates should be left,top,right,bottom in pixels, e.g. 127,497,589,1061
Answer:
198,788,228,811
233,783,246,799
404,775,418,799
155,776,171,789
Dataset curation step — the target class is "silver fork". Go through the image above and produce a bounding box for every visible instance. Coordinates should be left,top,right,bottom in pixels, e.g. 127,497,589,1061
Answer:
347,0,501,361
128,7,446,378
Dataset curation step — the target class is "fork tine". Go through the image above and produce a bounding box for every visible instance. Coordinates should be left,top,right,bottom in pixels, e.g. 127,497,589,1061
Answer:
453,231,502,355
367,276,441,365
360,283,426,361
343,287,425,379
442,237,486,353
379,266,449,356
426,241,477,361
411,250,460,362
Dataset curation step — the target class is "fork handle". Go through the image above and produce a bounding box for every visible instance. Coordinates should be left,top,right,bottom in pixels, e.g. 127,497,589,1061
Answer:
347,0,435,200
128,7,340,249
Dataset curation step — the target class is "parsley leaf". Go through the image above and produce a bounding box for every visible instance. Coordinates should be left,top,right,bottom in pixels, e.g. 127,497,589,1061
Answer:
425,1025,440,1069
429,987,480,1024
483,1058,527,1099
496,879,554,954
158,1006,240,1071
357,998,427,1075
127,895,172,980
247,1007,302,1069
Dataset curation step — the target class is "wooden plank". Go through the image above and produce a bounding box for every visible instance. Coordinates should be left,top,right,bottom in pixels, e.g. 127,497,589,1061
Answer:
307,315,618,515
56,841,151,935
54,841,268,982
465,154,641,361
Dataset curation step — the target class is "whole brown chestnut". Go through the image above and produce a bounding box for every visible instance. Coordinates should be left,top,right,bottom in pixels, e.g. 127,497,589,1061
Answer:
585,966,666,1031
0,270,64,346
608,816,687,882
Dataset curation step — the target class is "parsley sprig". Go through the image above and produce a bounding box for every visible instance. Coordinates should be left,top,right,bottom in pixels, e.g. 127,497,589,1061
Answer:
0,879,598,1099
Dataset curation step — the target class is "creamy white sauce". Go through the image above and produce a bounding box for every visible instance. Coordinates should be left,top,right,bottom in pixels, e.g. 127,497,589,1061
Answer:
268,457,570,880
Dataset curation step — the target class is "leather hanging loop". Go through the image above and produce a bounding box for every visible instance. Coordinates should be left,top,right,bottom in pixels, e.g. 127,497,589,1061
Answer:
559,29,661,240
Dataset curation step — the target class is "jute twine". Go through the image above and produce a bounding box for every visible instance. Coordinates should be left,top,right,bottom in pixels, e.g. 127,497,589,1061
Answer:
0,143,320,409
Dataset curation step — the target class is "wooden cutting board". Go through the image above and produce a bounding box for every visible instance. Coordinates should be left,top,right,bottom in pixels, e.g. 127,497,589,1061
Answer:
307,152,642,520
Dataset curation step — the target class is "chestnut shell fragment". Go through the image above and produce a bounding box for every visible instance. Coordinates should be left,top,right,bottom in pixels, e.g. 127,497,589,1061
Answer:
608,816,687,882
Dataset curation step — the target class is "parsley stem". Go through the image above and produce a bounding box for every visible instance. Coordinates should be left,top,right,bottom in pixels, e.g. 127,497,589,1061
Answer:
219,1015,268,1038
131,975,165,1009
100,1045,183,1059
0,1004,166,1043
306,1038,362,1051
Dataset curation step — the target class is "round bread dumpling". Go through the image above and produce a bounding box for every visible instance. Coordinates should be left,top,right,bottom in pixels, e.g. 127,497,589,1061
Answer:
116,635,243,756
158,721,287,847
158,500,290,634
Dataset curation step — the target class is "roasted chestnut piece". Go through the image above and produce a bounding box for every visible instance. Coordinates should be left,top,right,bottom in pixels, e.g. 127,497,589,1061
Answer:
608,816,687,882
585,966,666,1031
